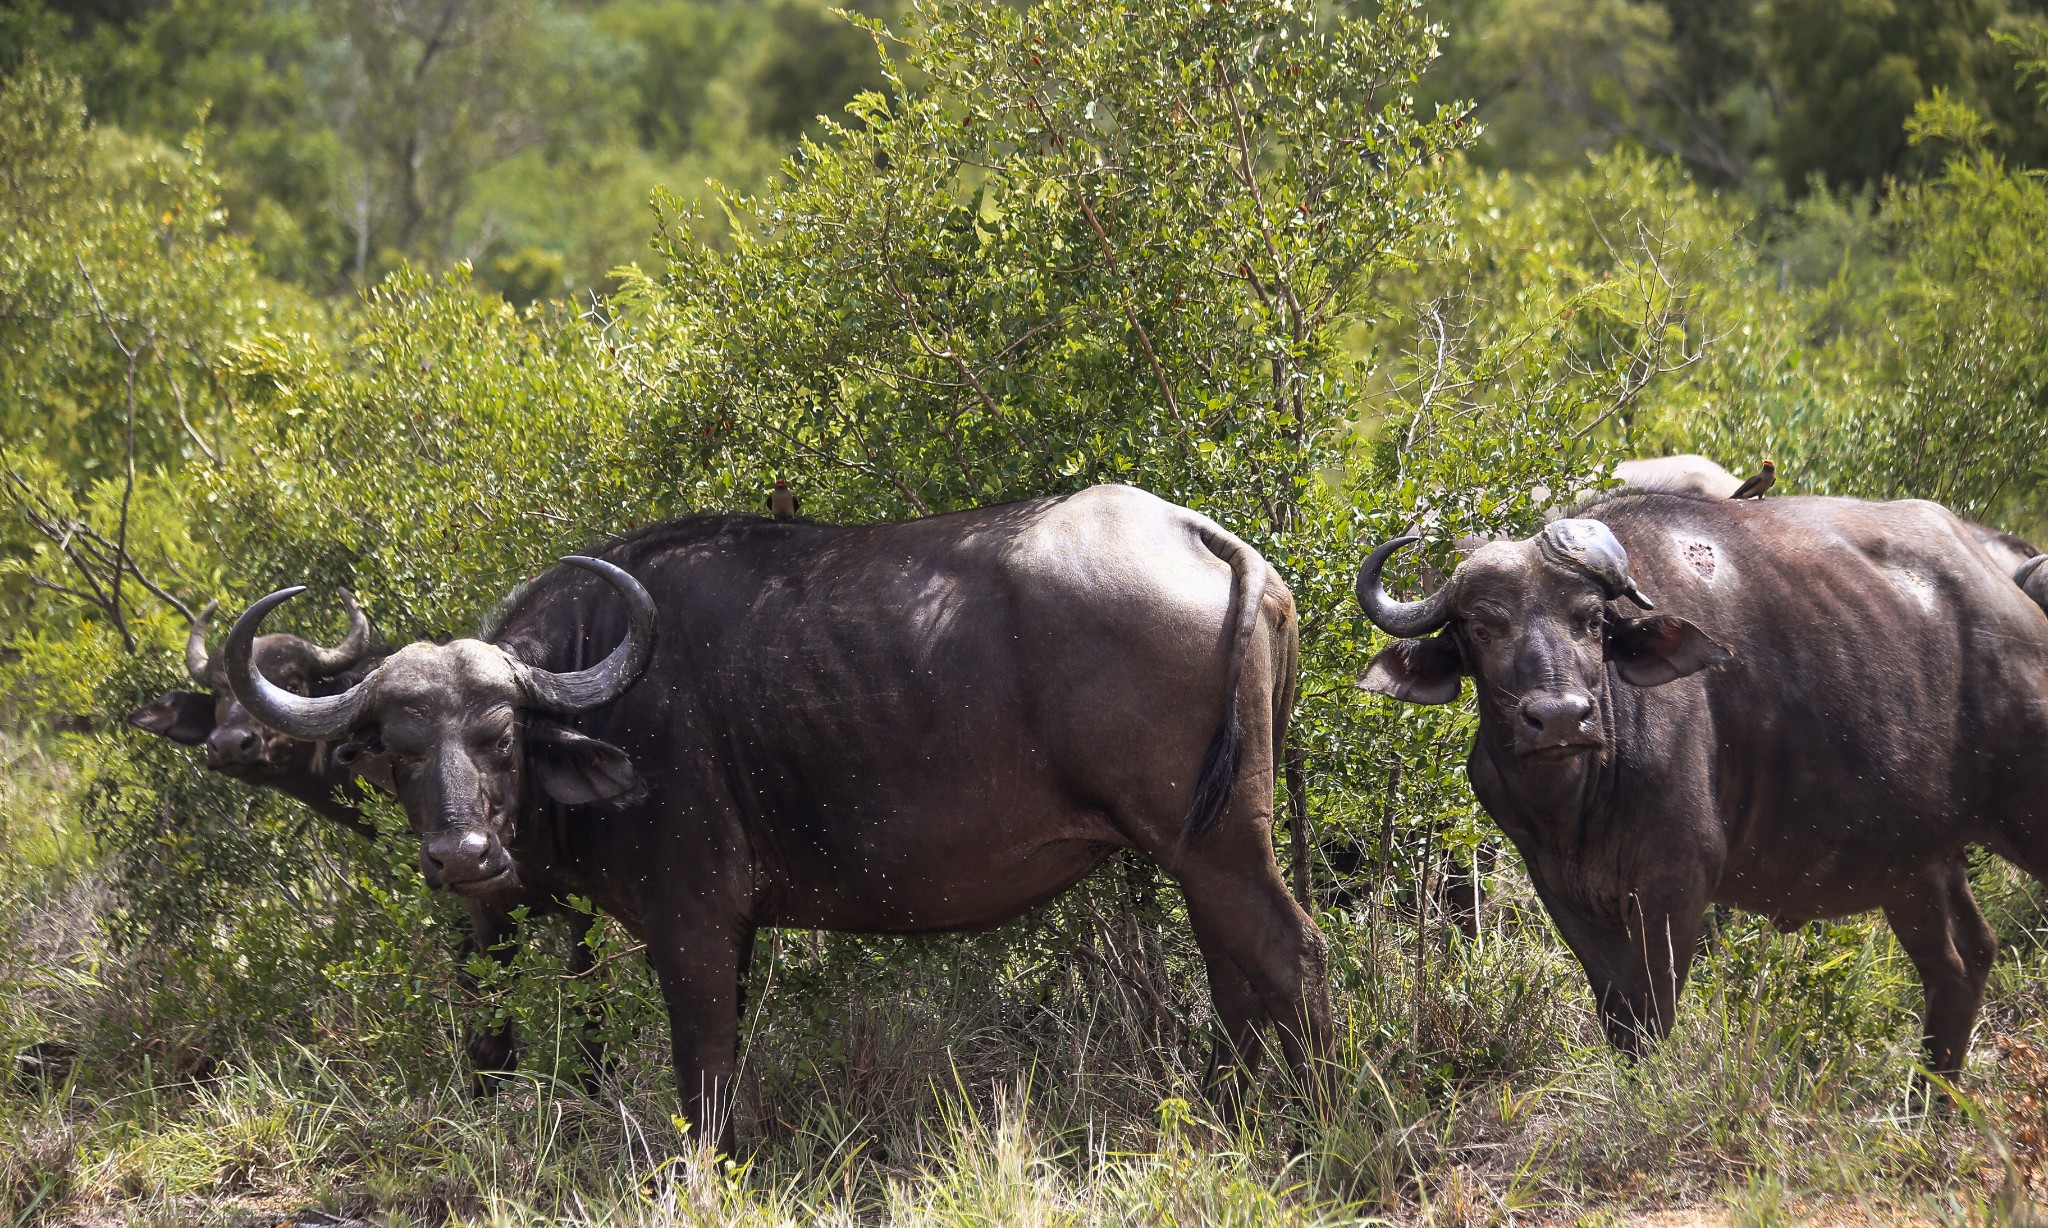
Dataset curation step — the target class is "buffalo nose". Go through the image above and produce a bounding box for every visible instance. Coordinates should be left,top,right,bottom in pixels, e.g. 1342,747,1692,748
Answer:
207,728,263,765
422,830,498,884
1521,692,1594,741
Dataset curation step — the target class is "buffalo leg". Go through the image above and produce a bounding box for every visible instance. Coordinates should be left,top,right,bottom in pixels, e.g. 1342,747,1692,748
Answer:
1546,891,1704,1058
646,922,748,1153
1883,858,1996,1081
1174,844,1332,1113
1438,841,1497,941
1193,939,1267,1123
462,900,521,1094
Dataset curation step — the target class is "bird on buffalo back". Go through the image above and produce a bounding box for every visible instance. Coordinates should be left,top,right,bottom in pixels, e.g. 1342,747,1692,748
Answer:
767,479,799,521
1730,459,1776,499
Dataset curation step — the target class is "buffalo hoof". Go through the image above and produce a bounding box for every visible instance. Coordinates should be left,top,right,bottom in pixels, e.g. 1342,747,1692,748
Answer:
465,1028,521,1099
10,1040,78,1091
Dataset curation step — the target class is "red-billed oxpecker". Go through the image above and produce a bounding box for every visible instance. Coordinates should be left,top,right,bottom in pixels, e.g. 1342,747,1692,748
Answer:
1729,459,1776,499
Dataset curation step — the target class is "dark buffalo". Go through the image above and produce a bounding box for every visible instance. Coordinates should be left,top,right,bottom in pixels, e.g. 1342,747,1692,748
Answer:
1356,492,2048,1078
128,598,601,1088
222,485,1330,1143
129,595,383,838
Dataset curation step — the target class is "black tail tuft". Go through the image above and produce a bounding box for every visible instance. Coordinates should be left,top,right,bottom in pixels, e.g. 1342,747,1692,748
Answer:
1179,705,1242,851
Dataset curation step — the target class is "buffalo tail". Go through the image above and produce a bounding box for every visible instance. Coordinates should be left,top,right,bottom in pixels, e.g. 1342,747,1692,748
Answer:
1178,523,1269,851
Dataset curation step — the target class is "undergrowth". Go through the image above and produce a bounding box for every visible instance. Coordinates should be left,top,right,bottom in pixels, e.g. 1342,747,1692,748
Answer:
5,727,2043,1226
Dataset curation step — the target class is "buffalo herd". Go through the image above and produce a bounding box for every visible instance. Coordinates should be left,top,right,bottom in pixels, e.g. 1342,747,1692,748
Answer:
128,459,2048,1143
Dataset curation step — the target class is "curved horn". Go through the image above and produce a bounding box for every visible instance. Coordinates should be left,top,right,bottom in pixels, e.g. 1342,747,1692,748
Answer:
2016,555,2048,606
515,557,657,714
224,588,373,740
1538,519,1655,609
1355,536,1453,637
307,588,374,674
185,600,220,684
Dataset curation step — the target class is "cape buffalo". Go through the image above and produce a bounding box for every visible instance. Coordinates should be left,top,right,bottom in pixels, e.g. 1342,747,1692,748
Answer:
222,485,1330,1144
1356,492,2048,1078
1611,454,1743,500
128,597,601,1088
129,595,383,838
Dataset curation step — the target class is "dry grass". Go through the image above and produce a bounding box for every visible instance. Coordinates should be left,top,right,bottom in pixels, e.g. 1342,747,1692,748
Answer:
5,734,2047,1225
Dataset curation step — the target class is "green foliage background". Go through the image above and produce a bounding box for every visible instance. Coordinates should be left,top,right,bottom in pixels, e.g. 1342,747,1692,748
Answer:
4,0,2048,1221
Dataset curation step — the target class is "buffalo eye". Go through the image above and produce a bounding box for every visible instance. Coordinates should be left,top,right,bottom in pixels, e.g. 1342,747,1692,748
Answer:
495,730,516,757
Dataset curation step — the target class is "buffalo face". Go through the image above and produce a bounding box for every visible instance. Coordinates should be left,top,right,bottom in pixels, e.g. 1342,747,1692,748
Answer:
1356,520,1730,759
220,559,656,895
130,595,376,782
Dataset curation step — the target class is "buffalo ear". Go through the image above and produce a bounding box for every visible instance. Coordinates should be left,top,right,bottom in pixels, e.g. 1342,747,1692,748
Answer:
331,739,372,768
129,691,217,745
1608,615,1732,687
331,738,398,793
1358,634,1465,705
528,722,641,805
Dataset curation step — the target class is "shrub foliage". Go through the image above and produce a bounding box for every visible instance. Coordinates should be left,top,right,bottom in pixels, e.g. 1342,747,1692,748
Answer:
3,0,2048,1221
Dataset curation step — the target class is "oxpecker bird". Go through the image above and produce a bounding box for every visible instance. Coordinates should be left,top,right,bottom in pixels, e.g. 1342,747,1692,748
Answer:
1730,459,1776,500
767,479,799,521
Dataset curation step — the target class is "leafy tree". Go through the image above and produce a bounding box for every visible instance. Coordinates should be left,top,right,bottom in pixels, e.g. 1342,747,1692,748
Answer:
1648,46,2048,534
0,64,301,647
1838,85,2048,531
318,0,550,281
1425,0,1683,175
1764,0,1989,191
1424,0,2048,196
657,0,1467,530
6,0,356,289
204,268,683,634
594,0,746,156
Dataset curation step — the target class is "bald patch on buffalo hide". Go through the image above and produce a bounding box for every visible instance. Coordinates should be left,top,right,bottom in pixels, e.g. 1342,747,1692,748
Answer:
1886,565,1940,614
1674,536,1719,582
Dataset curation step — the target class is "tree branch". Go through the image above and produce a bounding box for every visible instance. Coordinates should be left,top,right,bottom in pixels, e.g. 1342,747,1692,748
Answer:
75,256,147,652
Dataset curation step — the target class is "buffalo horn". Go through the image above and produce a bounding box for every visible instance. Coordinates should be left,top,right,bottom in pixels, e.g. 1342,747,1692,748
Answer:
515,557,657,714
2016,555,2048,606
185,599,220,685
223,588,372,740
1538,518,1655,610
307,589,374,674
1356,535,1453,637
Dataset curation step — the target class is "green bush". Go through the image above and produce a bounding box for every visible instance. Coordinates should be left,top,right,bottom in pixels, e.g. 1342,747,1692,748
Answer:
5,2,2048,1222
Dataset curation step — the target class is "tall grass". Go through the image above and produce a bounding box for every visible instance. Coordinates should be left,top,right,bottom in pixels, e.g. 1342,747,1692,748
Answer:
3,734,2042,1225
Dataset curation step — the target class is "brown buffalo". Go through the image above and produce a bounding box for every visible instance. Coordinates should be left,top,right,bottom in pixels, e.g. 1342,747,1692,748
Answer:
1357,492,2048,1078
129,595,382,837
128,597,603,1089
222,486,1331,1145
1614,453,2042,575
